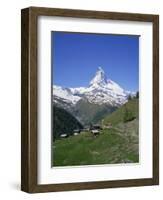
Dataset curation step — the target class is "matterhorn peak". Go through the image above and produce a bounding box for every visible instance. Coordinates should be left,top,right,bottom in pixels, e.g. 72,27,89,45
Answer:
89,66,107,86
97,66,104,72
53,66,132,107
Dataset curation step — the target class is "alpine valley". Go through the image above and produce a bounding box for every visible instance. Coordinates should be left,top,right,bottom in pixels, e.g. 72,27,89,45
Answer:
52,67,139,166
53,67,135,126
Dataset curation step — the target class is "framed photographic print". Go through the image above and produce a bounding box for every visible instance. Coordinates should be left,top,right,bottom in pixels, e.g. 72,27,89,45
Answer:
21,7,159,193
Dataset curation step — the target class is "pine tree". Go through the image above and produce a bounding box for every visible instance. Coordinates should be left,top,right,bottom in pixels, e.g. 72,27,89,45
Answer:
136,91,139,99
128,95,132,101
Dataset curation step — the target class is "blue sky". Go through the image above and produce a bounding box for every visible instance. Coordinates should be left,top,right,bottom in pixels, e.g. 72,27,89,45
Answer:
52,32,139,91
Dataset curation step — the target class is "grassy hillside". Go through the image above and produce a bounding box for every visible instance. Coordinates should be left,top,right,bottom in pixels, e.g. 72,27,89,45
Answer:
52,98,139,166
53,105,83,139
53,126,139,166
102,99,138,126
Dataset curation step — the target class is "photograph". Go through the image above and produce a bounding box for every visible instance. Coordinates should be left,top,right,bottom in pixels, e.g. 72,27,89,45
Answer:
52,31,139,167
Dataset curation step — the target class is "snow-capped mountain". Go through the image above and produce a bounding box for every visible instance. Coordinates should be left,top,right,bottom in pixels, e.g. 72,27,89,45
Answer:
53,85,81,104
53,67,131,106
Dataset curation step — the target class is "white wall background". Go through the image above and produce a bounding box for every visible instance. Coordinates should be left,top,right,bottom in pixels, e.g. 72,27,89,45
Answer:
0,0,162,199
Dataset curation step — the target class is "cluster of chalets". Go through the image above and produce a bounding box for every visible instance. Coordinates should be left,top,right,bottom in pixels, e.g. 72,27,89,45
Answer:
60,123,112,139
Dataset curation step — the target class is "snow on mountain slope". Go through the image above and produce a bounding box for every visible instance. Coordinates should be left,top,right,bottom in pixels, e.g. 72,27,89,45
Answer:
53,67,132,106
53,85,81,104
90,67,107,87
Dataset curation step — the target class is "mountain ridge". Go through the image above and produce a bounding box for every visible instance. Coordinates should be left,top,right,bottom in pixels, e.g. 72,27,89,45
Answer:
53,67,134,106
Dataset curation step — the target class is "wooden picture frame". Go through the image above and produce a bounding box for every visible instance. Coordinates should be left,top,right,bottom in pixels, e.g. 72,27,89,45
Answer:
21,7,159,193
